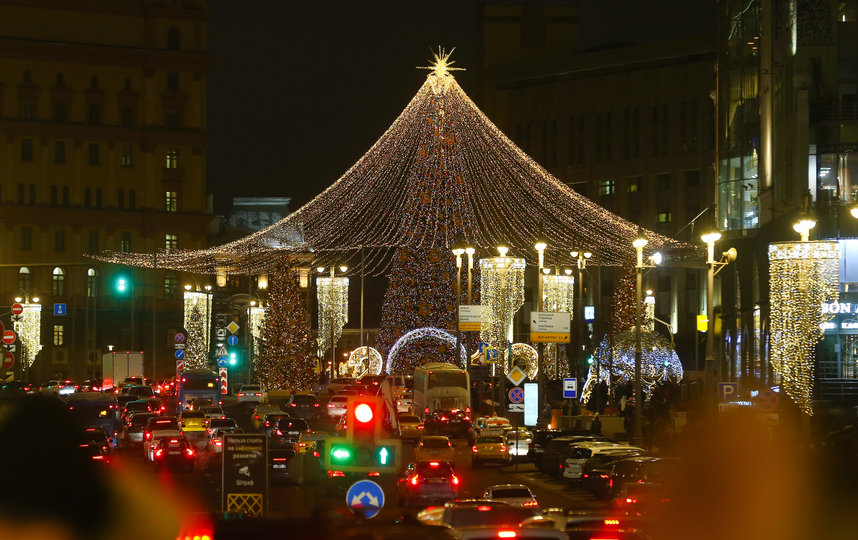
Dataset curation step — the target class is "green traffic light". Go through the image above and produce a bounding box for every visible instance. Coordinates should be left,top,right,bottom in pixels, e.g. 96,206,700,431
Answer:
331,446,352,462
378,446,390,465
229,352,237,366
117,277,128,292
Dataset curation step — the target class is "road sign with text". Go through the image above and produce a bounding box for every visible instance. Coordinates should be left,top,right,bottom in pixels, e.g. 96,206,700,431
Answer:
530,312,571,343
458,305,482,331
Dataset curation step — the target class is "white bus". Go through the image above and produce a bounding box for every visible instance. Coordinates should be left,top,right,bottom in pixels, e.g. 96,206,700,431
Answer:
413,362,470,419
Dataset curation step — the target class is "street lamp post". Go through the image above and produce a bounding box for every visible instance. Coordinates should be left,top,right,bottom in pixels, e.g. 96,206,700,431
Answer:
701,231,737,406
632,232,662,446
570,250,592,387
466,247,475,305
534,241,547,422
452,247,465,367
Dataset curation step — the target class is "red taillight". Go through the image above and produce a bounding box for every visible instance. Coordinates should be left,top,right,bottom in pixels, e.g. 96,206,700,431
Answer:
368,471,381,477
523,500,538,507
237,393,245,397
276,429,283,436
273,457,287,462
417,425,424,429
91,455,105,461
185,448,195,457
477,505,492,512
214,440,222,446
465,407,471,414
255,393,262,396
290,403,297,407
410,475,419,486
144,432,152,441
497,532,516,539
451,474,459,486
428,461,440,467
625,497,638,504
313,451,320,457
328,403,335,408
327,470,345,477
499,445,507,452
599,474,610,479
472,445,478,452
440,416,448,421
155,449,164,458
424,408,430,414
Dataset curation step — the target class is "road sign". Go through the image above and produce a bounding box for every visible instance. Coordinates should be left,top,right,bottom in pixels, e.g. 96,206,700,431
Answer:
563,378,578,399
2,352,13,370
530,311,571,342
216,328,227,339
508,403,524,412
524,382,539,426
584,305,595,322
176,359,184,372
174,349,185,360
485,347,499,364
507,366,527,386
2,330,15,345
718,382,738,402
216,345,228,358
222,434,268,517
10,303,23,316
227,321,240,334
477,342,488,353
227,335,239,346
219,368,228,394
346,480,385,519
509,387,524,404
217,356,229,368
757,389,779,412
54,303,67,316
2,344,15,353
174,332,186,344
174,343,186,350
458,305,482,331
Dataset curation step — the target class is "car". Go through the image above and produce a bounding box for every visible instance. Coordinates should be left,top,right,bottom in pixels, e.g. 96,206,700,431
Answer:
178,409,209,448
390,374,413,396
397,461,460,507
261,412,292,438
237,384,267,404
358,375,387,393
481,484,539,508
269,448,297,483
120,399,159,424
455,526,567,540
285,393,321,419
0,380,35,393
206,417,238,437
123,385,156,400
473,416,510,437
325,377,357,395
504,428,533,458
41,379,77,395
142,417,181,461
270,417,312,449
251,404,282,430
79,426,112,463
79,379,104,392
116,394,139,410
527,430,594,466
188,398,215,411
425,409,472,438
520,508,645,538
124,412,158,444
208,426,244,455
471,435,510,467
561,443,644,481
601,456,680,500
438,500,538,530
397,414,424,440
395,394,413,413
199,405,225,420
326,395,349,418
415,436,455,463
151,436,196,470
539,435,609,475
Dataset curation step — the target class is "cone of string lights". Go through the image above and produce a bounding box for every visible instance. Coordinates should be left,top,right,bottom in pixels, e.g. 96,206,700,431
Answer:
96,48,682,277
479,247,525,349
316,274,349,362
183,289,212,370
768,220,838,415
542,274,575,378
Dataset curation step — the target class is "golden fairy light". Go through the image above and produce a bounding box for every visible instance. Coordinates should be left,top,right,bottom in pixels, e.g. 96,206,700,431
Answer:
479,254,525,348
14,302,41,369
503,342,540,380
249,305,265,362
768,240,839,415
542,274,574,378
347,346,384,377
95,50,681,276
316,276,349,358
183,290,212,369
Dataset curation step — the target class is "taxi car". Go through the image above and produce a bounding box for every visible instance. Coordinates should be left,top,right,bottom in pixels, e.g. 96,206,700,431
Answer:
415,435,455,463
178,409,209,448
471,435,511,467
251,403,282,430
397,414,424,440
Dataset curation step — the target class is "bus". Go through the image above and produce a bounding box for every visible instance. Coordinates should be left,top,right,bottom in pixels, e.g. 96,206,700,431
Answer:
176,369,221,410
64,392,121,447
413,362,470,419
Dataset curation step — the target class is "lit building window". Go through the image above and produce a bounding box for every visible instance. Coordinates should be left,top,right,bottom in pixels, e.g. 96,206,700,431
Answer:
121,146,133,168
165,149,179,169
658,210,672,224
165,233,178,254
18,267,30,293
164,272,178,298
627,178,640,193
53,325,64,346
599,179,615,196
166,191,178,212
52,267,65,296
87,268,99,298
120,232,132,253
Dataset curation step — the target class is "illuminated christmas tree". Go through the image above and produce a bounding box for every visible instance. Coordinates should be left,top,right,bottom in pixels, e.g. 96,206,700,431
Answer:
257,268,315,391
184,304,209,370
609,265,639,336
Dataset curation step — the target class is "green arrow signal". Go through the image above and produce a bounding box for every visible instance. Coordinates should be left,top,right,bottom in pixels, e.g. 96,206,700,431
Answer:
332,447,351,460
378,446,389,465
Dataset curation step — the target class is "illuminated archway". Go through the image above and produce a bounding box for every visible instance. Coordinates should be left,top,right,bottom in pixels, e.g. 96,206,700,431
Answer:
347,346,384,377
386,327,467,373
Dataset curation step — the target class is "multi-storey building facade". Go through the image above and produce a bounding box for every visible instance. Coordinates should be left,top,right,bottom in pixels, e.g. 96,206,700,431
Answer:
477,2,717,371
0,0,211,382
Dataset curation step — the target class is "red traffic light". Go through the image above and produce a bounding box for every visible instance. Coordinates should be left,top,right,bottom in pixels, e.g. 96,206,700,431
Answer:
354,402,374,423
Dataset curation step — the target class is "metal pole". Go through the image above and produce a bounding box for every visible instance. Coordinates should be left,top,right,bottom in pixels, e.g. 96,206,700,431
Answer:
455,258,463,368
360,247,365,349
634,260,644,446
705,251,716,406
152,253,157,380
131,278,135,350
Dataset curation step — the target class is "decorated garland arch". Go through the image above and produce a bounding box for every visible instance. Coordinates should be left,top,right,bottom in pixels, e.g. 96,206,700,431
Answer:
386,327,467,373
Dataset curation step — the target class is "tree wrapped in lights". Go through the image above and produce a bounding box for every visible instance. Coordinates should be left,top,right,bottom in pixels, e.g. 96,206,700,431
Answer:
317,275,348,361
376,248,466,372
769,241,839,415
99,49,683,277
183,292,211,370
258,270,315,391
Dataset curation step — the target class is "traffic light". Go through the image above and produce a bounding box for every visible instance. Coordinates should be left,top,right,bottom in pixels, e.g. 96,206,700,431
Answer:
229,352,238,366
323,395,401,473
115,274,131,295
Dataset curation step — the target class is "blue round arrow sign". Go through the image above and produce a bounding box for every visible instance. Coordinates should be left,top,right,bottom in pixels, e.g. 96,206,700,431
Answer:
227,335,238,346
346,479,385,519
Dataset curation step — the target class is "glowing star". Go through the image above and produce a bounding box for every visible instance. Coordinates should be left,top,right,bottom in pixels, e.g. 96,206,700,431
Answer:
417,46,465,79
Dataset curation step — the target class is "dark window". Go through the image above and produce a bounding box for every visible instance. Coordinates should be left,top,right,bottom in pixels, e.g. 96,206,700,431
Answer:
21,139,33,161
50,186,58,206
28,184,35,204
165,111,180,129
54,102,67,122
121,106,134,127
167,72,180,91
167,27,180,50
54,141,66,163
17,183,24,204
61,186,69,206
19,99,32,119
657,174,671,191
121,146,133,168
88,103,100,124
88,144,100,165
129,190,136,210
88,231,99,254
95,188,103,208
20,228,32,250
117,189,125,210
164,272,178,299
54,229,65,251
84,187,91,208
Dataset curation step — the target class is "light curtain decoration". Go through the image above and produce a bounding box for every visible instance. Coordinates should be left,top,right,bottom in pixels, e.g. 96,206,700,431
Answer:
14,302,41,369
581,330,684,404
542,274,575,378
479,256,525,348
249,305,265,364
768,241,839,415
317,276,349,358
502,342,540,380
183,291,212,369
347,346,384,377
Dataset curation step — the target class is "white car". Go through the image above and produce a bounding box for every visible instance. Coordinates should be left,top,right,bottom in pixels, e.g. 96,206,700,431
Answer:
561,443,645,481
481,484,539,508
504,428,533,457
200,406,225,420
326,395,349,418
145,430,183,462
395,395,412,413
237,384,267,404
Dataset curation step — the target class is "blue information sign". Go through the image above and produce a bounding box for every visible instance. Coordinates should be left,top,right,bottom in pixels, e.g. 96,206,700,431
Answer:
227,335,238,346
563,378,578,399
217,357,228,368
54,303,66,316
174,349,185,360
346,480,385,519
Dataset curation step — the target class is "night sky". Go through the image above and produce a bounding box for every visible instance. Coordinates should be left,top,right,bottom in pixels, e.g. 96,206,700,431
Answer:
206,1,715,215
